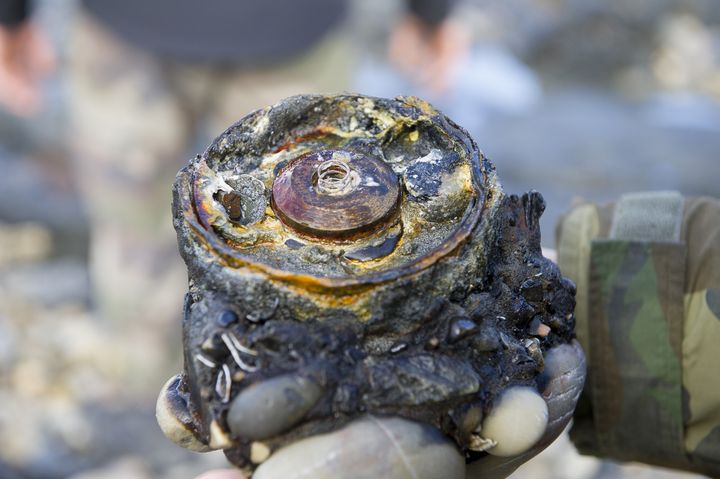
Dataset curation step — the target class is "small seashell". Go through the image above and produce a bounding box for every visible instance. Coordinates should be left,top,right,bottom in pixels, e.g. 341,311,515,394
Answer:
156,375,210,452
524,337,544,369
222,174,266,226
538,340,586,439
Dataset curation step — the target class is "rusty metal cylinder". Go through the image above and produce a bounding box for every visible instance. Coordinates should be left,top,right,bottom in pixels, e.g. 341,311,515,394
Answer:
161,94,579,474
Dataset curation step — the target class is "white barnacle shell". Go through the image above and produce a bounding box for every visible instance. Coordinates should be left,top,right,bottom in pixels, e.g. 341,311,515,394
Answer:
156,375,211,452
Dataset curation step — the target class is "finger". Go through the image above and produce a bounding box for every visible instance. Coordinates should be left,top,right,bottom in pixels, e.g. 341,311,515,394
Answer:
254,415,465,479
194,469,246,479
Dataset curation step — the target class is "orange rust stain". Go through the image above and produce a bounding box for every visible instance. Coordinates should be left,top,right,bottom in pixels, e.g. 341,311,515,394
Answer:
273,126,337,153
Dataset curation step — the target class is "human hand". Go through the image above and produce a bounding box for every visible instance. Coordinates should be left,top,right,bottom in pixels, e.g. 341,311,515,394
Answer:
189,342,585,479
0,21,55,116
388,14,470,94
195,470,246,479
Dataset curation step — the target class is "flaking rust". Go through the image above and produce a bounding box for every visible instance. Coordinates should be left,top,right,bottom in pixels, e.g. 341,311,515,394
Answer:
160,94,577,473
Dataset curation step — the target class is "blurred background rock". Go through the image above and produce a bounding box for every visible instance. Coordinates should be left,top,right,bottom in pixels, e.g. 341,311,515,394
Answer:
0,0,718,478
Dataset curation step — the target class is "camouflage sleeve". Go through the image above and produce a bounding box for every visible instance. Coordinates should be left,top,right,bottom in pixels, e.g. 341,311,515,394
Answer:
556,192,720,477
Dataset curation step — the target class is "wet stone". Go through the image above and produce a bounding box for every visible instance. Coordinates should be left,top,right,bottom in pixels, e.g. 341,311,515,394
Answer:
228,374,323,440
448,317,478,343
512,297,536,322
344,230,401,262
472,321,501,352
528,317,552,337
284,239,304,250
520,278,545,302
252,416,466,479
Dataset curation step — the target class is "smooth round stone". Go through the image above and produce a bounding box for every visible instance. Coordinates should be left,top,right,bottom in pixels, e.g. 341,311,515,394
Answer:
481,386,548,457
254,415,465,479
227,374,322,440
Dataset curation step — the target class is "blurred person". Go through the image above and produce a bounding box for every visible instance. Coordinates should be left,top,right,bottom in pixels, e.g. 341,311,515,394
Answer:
0,0,467,392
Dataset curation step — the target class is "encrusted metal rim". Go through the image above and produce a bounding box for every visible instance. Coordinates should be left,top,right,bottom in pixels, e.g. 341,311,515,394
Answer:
177,95,494,291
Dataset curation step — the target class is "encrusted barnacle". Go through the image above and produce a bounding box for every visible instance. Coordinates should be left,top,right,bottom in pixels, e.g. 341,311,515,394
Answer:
156,94,581,473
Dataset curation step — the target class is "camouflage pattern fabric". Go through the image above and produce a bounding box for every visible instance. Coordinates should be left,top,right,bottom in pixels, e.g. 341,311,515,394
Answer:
557,193,720,477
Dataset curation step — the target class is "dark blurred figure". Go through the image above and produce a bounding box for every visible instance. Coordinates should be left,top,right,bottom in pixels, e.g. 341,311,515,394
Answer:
0,0,466,390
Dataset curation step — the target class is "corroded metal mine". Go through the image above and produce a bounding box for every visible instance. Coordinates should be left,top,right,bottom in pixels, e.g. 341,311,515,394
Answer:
160,94,578,473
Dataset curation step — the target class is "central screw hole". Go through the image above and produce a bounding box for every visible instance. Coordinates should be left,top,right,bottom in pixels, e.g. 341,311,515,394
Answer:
315,158,357,195
319,161,349,182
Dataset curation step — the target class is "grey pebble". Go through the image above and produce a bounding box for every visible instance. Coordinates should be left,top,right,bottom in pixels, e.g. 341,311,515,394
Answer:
227,373,322,440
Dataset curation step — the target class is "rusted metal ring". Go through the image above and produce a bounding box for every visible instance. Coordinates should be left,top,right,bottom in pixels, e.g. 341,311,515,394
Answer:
271,150,400,239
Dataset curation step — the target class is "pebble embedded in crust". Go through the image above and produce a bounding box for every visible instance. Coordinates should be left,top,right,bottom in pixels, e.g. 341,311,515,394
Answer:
481,386,548,457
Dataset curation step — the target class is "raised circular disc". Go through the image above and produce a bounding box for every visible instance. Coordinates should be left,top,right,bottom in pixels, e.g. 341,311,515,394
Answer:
272,150,400,239
180,94,491,288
